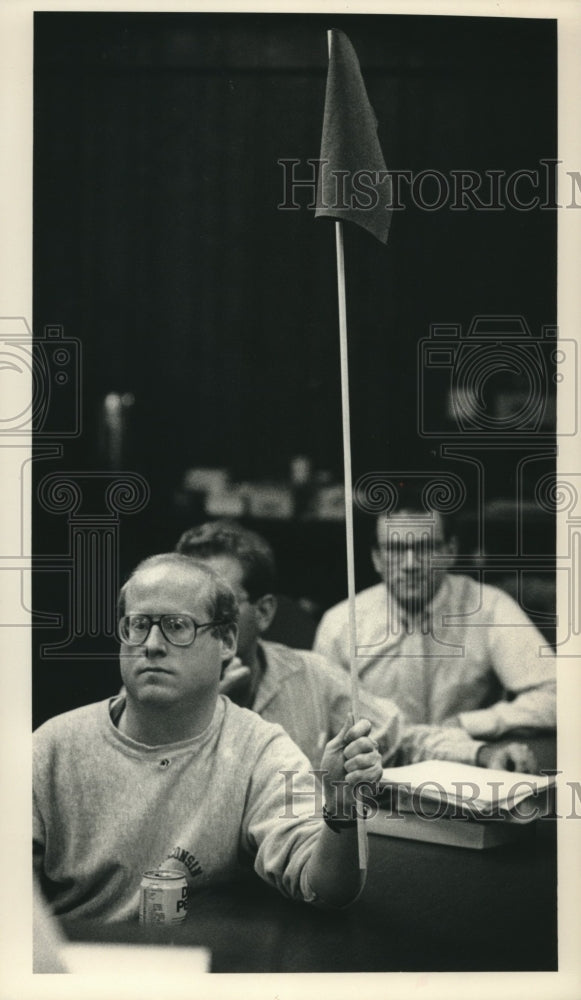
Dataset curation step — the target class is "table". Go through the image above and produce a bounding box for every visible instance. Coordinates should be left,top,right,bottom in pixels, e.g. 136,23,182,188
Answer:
61,738,558,974
62,820,556,972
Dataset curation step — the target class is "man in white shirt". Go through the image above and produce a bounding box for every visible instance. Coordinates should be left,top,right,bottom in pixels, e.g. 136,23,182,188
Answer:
314,500,556,743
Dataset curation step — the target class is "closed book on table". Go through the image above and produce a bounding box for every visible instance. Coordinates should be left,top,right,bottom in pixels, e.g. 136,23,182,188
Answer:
367,807,532,849
368,761,556,849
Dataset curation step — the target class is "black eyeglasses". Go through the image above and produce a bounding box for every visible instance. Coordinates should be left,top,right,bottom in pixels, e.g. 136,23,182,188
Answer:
118,613,227,647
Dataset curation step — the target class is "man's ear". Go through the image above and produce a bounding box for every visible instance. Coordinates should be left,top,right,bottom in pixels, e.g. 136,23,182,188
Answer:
254,594,277,635
218,623,238,663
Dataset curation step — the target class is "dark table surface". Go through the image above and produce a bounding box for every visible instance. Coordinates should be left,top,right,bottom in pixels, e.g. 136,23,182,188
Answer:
62,738,558,974
63,821,557,973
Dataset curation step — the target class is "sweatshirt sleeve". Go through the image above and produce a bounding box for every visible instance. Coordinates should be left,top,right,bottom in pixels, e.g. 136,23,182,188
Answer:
33,729,50,881
33,788,46,880
240,730,324,904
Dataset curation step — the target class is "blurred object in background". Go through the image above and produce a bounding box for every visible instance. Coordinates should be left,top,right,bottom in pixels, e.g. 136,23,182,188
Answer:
312,480,346,521
290,454,313,519
177,461,347,522
99,391,135,470
244,481,294,520
184,467,229,496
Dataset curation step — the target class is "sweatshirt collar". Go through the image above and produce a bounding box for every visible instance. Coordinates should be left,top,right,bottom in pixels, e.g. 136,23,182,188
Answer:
104,693,227,757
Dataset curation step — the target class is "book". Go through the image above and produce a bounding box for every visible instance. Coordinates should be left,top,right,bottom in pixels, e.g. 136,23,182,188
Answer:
378,760,556,820
367,760,556,849
367,807,529,849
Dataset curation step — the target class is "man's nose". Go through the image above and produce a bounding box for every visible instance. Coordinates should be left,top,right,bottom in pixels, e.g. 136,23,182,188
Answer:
402,545,420,569
144,623,167,654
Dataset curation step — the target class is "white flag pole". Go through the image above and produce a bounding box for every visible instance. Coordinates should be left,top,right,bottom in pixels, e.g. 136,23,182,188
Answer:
327,29,367,871
333,218,368,871
334,220,360,722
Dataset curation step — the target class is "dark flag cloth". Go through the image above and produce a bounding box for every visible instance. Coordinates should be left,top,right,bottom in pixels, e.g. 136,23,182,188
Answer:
315,29,392,244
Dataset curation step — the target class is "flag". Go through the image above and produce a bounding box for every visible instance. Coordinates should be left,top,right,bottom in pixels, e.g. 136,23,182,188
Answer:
315,30,392,244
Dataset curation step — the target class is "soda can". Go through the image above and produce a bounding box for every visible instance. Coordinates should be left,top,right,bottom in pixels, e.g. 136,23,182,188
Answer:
139,869,188,925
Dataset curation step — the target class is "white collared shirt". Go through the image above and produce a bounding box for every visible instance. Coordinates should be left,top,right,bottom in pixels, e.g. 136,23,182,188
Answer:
314,575,556,739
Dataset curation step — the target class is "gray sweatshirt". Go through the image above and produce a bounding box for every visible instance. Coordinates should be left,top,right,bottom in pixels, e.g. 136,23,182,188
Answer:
33,694,324,921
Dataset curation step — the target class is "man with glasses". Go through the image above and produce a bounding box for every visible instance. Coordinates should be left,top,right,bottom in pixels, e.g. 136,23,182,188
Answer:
175,521,531,771
314,496,556,752
33,553,382,921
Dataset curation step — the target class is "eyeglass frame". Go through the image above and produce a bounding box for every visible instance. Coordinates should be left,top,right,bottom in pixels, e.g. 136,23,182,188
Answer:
118,613,230,647
374,537,453,562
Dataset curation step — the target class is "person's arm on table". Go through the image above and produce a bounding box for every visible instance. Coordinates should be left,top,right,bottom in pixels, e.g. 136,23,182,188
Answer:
438,714,540,772
316,656,539,772
397,721,486,766
458,681,556,743
354,688,490,768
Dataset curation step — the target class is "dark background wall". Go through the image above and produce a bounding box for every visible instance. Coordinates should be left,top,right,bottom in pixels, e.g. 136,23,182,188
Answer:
32,12,557,724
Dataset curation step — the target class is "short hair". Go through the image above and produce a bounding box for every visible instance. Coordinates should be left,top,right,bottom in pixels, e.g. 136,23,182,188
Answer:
118,552,239,640
175,521,276,601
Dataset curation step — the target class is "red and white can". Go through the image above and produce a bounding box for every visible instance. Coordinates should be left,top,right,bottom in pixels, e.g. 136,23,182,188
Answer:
139,869,188,925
